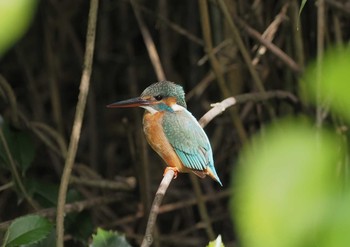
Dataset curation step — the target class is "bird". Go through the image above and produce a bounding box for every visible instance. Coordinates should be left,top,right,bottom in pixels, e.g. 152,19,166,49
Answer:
107,81,222,186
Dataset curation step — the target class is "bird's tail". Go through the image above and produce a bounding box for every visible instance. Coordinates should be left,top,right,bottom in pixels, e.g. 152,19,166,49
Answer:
206,165,223,186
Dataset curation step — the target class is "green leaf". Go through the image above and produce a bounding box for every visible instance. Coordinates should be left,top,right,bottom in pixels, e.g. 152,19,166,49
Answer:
232,120,341,247
0,0,38,57
2,215,53,247
0,123,35,174
207,235,225,247
90,228,132,247
25,179,58,207
22,228,56,247
299,0,308,16
304,47,350,122
320,194,350,247
65,211,93,244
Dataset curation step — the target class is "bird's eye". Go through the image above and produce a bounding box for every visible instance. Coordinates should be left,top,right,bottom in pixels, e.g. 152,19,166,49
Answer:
154,95,163,101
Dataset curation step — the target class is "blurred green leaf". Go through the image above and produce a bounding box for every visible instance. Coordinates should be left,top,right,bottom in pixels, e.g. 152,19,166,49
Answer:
65,211,94,244
304,47,350,121
207,235,225,247
0,123,35,174
299,0,308,16
232,120,341,247
2,215,53,247
25,179,58,207
0,0,38,57
90,228,132,247
320,193,350,247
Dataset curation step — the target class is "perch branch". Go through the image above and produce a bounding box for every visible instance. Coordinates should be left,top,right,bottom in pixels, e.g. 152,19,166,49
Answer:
199,90,298,127
141,169,175,247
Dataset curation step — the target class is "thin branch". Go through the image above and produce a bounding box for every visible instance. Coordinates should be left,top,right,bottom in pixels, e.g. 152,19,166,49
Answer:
0,75,20,127
199,90,298,127
0,193,124,231
235,16,302,73
130,0,166,81
55,0,99,246
141,169,175,247
216,0,266,93
198,0,248,144
126,0,203,46
70,176,136,191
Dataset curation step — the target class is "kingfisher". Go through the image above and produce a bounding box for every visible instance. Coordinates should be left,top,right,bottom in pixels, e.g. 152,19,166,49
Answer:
107,81,222,186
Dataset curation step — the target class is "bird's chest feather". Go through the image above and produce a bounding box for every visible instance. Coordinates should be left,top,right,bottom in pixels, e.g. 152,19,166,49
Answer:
142,111,184,170
143,111,166,150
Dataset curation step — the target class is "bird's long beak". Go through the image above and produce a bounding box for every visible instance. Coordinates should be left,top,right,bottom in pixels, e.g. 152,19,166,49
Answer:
107,97,152,108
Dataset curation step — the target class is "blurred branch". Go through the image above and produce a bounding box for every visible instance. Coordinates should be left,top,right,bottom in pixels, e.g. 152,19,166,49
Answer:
70,175,136,191
29,122,68,158
198,0,248,144
56,0,99,246
234,14,302,73
127,0,204,46
0,75,20,127
0,193,125,231
217,0,266,93
130,0,166,81
325,0,350,16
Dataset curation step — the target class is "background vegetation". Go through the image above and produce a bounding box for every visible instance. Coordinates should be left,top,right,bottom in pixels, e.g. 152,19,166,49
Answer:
0,0,349,246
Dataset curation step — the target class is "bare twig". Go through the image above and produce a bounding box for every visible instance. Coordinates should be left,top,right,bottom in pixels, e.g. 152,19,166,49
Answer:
198,0,248,144
55,0,99,246
0,75,20,127
217,0,266,93
235,16,301,73
130,0,166,81
141,169,175,247
70,176,136,191
0,193,125,231
199,90,298,127
127,0,203,46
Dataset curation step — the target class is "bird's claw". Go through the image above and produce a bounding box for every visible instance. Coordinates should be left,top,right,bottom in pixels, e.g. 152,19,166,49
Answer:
164,167,178,179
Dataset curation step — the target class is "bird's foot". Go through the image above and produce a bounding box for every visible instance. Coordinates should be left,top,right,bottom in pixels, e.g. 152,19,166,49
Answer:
163,167,178,179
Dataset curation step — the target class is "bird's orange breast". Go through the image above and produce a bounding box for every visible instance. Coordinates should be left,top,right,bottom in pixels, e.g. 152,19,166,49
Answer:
143,111,189,173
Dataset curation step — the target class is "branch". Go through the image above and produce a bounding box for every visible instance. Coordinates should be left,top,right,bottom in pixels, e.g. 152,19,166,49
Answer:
141,169,175,247
199,90,298,127
55,0,99,246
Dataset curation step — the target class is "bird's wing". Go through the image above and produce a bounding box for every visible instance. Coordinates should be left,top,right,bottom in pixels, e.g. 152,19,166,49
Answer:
162,110,213,171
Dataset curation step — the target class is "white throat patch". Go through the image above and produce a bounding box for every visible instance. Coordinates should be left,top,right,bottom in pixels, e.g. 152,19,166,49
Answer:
171,103,185,112
141,106,158,115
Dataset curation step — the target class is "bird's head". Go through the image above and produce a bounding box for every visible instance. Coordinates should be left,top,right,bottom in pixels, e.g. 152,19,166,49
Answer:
107,81,187,114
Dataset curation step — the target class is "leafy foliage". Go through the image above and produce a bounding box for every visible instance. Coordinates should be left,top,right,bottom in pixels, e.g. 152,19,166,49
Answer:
304,48,350,121
2,215,53,247
0,0,38,56
90,228,132,247
207,235,225,247
0,122,35,174
232,47,350,247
